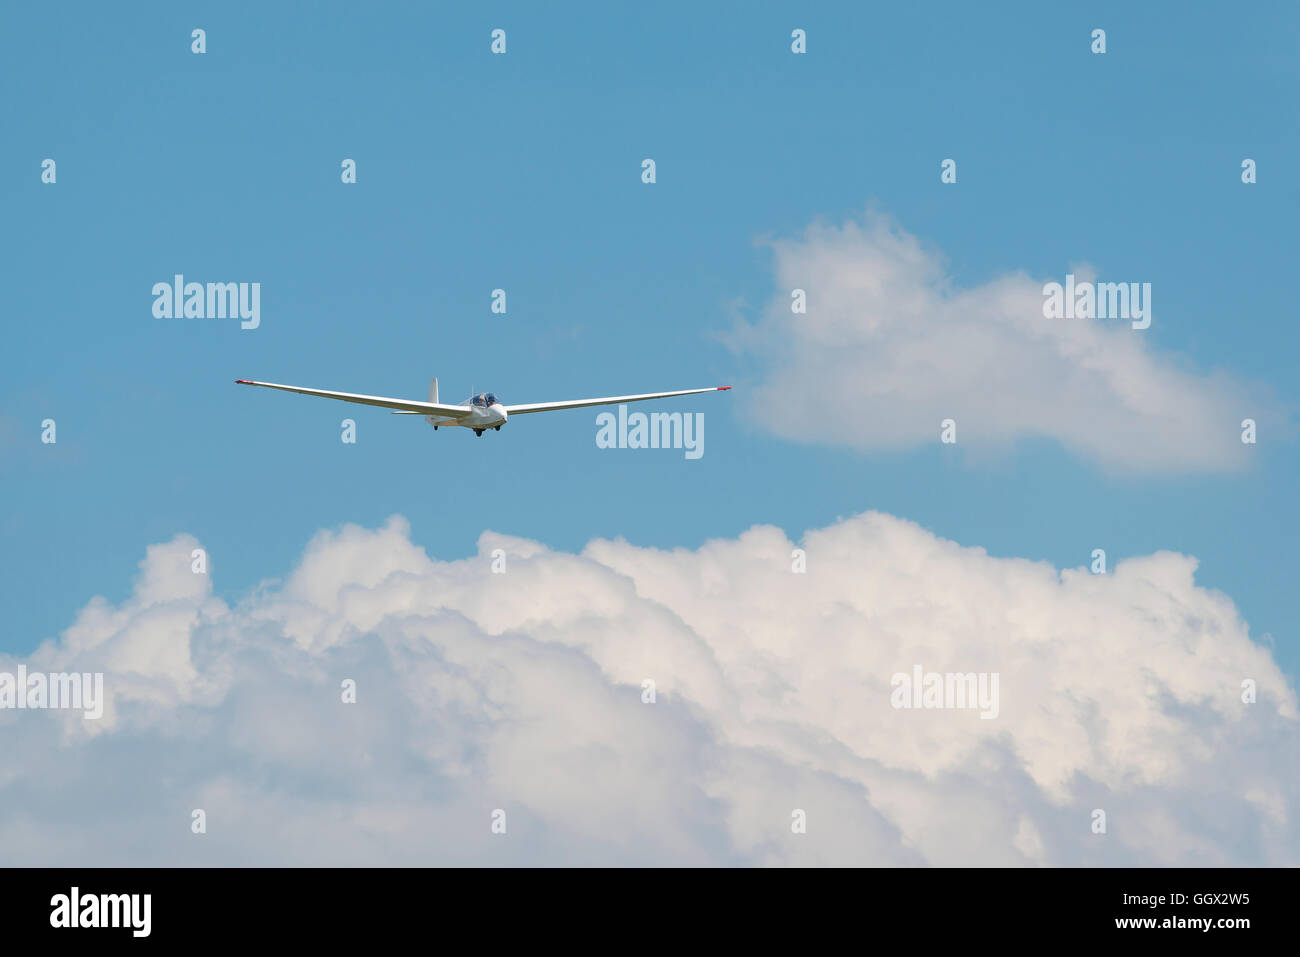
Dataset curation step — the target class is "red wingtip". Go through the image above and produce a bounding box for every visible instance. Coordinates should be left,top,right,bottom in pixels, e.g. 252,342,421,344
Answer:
717,386,732,391
235,379,254,384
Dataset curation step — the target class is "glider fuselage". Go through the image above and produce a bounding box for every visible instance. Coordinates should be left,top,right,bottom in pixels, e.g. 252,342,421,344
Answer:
431,399,507,430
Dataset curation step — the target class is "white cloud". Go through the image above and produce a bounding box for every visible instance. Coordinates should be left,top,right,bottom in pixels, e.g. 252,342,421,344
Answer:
725,213,1285,472
1,513,1294,865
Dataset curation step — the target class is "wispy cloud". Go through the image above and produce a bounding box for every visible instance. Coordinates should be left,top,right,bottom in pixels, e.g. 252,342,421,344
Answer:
723,212,1288,473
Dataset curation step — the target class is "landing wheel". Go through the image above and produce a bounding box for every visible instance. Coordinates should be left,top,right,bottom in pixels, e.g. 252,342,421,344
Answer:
433,426,438,430
474,429,484,437
494,426,501,431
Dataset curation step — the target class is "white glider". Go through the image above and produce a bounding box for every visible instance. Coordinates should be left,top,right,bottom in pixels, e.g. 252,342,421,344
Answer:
235,377,731,436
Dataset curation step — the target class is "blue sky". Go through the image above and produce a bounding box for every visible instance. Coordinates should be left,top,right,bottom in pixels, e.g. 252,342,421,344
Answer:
3,0,1297,689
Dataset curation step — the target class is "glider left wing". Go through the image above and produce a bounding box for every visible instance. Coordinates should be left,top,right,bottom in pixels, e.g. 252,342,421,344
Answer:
235,379,473,418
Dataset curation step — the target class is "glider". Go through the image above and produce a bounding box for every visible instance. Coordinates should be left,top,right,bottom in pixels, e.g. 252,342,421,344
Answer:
235,377,731,436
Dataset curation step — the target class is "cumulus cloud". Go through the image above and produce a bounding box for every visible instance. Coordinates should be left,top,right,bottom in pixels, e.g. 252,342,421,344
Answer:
1,513,1295,865
726,213,1285,472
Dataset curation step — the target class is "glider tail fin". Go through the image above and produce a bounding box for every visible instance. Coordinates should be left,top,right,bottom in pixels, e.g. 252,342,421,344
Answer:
429,378,439,404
